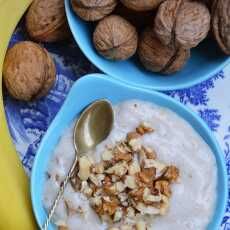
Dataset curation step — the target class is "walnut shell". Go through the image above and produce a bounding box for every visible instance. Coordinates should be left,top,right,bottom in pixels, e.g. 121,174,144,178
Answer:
138,28,190,74
154,0,211,49
71,0,117,21
93,15,138,61
201,0,214,8
35,48,56,99
26,0,70,42
114,3,155,30
212,0,230,55
3,41,56,101
120,0,165,11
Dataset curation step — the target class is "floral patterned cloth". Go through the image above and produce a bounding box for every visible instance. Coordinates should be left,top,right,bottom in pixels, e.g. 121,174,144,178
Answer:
4,23,230,229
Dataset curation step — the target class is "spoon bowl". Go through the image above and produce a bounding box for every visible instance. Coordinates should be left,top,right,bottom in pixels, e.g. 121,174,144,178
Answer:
74,99,114,156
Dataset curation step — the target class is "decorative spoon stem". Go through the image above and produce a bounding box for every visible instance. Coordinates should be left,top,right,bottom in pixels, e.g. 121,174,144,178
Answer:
42,161,77,230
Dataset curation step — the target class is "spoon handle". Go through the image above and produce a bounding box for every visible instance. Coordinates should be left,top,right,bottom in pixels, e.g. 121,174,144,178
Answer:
42,160,77,230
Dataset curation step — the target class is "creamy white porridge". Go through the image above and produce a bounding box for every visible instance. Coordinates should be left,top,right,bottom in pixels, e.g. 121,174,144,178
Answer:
43,100,217,230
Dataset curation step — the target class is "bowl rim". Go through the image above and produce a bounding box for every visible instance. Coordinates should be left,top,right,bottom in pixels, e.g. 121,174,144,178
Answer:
64,0,230,91
31,73,228,230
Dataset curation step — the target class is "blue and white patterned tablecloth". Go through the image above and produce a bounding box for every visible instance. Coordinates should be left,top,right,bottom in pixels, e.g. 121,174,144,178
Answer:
3,24,230,229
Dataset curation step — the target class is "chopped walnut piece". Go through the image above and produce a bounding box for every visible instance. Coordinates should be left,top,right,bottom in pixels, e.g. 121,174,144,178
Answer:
126,131,141,151
103,201,118,216
143,146,157,159
160,195,169,215
141,166,156,180
80,181,93,197
137,171,151,184
65,199,83,215
129,139,142,151
136,122,154,135
127,132,141,142
104,176,112,185
70,175,81,191
129,187,145,201
104,184,117,195
127,207,135,218
128,161,141,175
143,187,161,203
114,152,132,162
113,208,123,222
144,193,162,203
102,149,114,161
92,162,104,174
116,142,132,154
78,156,92,181
118,192,128,203
151,187,160,196
136,202,160,215
108,228,120,230
105,161,128,176
101,214,113,223
136,221,147,230
90,196,102,206
89,174,105,186
125,175,137,189
58,226,69,230
143,159,166,171
111,175,119,182
121,225,133,230
116,181,126,192
163,166,180,182
155,180,171,197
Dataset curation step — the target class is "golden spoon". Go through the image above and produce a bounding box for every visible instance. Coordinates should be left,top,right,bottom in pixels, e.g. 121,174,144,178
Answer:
43,99,114,230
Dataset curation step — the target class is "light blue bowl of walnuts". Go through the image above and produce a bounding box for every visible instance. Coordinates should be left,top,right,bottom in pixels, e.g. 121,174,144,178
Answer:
65,0,230,91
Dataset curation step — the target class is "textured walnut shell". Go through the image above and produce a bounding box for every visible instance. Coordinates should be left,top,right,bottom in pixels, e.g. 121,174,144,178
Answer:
154,0,211,48
3,41,56,101
114,3,155,30
71,0,117,21
35,48,56,99
138,28,190,74
212,0,230,55
26,0,70,42
201,0,214,9
93,15,138,61
120,0,165,11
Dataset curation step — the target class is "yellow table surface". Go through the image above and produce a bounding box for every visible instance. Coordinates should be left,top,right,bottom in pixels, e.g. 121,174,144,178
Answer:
0,0,37,229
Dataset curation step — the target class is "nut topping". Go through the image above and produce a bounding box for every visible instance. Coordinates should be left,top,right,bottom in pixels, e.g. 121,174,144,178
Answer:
70,123,180,229
78,156,92,181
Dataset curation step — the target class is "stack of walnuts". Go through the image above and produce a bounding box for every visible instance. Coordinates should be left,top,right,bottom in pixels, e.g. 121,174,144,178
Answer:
3,0,71,101
71,0,230,74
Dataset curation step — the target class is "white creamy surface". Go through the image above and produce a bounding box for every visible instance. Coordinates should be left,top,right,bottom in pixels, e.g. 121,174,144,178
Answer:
43,100,217,230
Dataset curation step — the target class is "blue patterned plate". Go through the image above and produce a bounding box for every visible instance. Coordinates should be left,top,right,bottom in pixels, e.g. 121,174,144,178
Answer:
4,18,230,230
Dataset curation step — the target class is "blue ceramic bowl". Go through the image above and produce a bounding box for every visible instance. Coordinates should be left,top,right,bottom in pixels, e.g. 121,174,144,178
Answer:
31,74,227,230
64,0,230,91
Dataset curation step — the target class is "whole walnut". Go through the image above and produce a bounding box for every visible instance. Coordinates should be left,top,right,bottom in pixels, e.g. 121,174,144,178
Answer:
154,0,211,49
212,0,230,55
3,41,56,101
138,28,190,74
93,15,138,61
71,0,117,21
114,3,155,30
120,0,165,11
26,0,70,42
